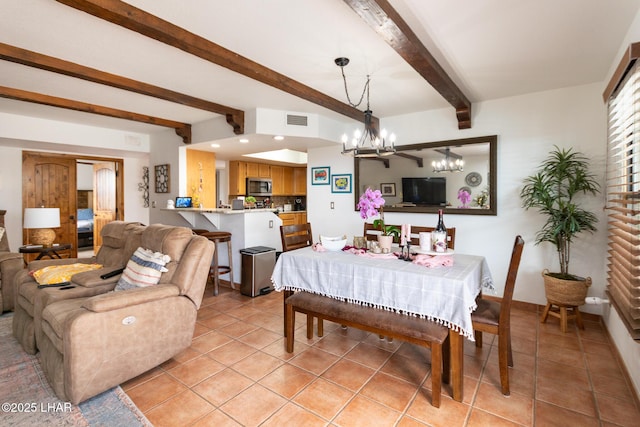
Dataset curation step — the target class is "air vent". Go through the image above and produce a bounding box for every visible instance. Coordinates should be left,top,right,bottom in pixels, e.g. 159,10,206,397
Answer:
286,114,308,126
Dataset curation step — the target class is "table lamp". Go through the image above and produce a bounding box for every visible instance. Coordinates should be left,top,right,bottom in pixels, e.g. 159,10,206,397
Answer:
23,207,60,247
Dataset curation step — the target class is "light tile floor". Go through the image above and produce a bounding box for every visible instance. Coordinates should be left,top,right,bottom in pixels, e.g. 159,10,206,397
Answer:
123,285,640,426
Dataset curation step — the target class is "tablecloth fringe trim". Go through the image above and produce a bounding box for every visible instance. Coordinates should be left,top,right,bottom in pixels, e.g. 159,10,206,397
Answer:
281,286,475,340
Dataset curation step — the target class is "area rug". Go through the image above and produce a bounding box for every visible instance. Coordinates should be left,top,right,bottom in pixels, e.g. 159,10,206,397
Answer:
0,313,152,426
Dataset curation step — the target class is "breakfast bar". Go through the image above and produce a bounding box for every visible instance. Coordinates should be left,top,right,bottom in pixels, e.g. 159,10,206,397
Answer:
162,208,283,287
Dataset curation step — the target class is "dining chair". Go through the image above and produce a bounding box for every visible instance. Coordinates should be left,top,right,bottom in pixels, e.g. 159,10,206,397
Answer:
471,235,525,396
364,223,456,249
409,226,456,249
279,222,323,336
280,222,313,251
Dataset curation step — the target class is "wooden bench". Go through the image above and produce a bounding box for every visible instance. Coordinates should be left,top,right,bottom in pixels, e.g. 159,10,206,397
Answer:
285,292,451,407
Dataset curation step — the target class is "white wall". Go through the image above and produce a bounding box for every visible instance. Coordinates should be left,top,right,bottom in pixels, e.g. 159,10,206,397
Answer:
309,79,640,395
309,82,608,312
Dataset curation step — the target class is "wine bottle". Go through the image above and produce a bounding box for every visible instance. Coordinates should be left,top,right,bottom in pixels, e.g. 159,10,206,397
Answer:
432,209,447,253
435,209,446,233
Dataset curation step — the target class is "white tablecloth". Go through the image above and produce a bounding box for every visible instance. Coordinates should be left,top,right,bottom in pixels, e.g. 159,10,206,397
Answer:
271,247,494,340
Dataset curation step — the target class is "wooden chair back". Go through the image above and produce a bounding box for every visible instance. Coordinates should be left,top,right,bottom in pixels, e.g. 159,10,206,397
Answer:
363,222,456,249
280,223,313,252
408,226,456,250
471,235,524,396
499,235,525,324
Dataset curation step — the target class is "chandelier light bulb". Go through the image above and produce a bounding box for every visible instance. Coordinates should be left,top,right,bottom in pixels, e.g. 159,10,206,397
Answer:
341,134,348,144
380,129,388,139
390,133,396,144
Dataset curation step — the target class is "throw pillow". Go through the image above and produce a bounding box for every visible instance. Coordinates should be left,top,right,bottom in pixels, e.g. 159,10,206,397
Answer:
115,247,171,291
31,263,104,286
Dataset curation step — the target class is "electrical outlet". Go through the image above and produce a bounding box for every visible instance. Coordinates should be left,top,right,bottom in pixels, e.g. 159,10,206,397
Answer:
330,202,335,209
269,220,274,228
151,201,156,208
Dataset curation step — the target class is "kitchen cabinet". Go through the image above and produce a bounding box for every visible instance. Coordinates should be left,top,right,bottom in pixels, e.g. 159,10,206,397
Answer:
293,167,306,195
229,160,306,197
283,167,294,195
270,165,284,195
246,162,270,178
246,162,259,178
259,163,271,177
278,212,296,226
278,212,306,227
229,161,247,195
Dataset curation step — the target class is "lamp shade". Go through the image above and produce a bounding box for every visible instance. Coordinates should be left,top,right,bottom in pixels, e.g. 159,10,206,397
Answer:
23,208,60,229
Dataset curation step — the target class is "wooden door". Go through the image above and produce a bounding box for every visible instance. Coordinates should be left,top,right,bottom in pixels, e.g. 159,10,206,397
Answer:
22,152,77,260
92,163,117,252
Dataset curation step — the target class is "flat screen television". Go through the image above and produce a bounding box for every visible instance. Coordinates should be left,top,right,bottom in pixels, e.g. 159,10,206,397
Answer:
402,177,446,206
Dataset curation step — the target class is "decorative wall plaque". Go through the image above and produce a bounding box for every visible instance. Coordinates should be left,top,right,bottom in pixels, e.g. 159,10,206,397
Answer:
155,164,170,193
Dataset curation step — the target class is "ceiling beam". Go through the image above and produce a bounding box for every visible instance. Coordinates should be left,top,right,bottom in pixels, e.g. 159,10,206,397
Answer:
54,0,373,127
342,0,472,129
0,42,243,135
395,152,423,167
0,85,191,143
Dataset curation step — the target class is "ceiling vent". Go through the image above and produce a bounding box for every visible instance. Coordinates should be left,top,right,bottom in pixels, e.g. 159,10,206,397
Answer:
286,114,308,126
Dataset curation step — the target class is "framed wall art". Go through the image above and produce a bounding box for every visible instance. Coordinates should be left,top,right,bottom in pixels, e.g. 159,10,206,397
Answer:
155,164,170,193
380,182,396,197
331,173,352,193
311,166,330,185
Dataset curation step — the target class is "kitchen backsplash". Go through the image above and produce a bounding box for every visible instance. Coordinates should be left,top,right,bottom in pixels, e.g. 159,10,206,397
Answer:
226,195,306,211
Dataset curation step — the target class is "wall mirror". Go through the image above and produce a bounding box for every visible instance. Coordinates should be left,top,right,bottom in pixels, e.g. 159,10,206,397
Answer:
354,135,497,215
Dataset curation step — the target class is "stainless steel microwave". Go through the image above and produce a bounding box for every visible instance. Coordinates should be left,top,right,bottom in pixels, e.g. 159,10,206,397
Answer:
246,177,272,196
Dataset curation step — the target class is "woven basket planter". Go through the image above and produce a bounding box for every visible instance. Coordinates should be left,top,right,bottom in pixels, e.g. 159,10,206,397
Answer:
542,269,591,306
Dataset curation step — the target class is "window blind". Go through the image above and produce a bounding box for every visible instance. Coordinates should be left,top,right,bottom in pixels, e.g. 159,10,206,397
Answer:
606,58,640,340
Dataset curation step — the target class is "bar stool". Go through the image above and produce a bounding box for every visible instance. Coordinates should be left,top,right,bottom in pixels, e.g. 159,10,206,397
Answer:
194,230,234,296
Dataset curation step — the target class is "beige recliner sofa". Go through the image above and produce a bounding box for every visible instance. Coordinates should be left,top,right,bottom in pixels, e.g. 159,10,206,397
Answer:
19,223,214,404
12,221,146,354
0,210,23,313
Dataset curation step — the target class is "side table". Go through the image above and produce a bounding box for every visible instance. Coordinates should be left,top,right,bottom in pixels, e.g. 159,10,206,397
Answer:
19,243,73,260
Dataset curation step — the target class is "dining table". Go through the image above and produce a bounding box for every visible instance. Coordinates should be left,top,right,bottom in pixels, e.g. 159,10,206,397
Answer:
271,245,494,402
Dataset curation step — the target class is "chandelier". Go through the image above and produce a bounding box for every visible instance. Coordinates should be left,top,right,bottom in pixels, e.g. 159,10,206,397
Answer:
336,57,396,157
432,148,464,172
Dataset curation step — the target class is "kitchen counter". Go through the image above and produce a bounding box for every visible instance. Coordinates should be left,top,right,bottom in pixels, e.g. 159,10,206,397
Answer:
161,207,278,214
162,208,283,288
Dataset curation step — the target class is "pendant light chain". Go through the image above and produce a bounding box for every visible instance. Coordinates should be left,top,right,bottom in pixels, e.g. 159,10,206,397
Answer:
340,65,370,110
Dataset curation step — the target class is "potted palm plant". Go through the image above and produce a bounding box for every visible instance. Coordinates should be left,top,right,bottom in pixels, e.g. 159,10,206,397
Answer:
520,146,600,306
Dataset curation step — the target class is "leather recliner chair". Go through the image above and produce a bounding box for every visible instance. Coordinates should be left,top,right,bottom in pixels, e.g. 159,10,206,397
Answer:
0,210,23,313
37,224,214,404
12,221,146,354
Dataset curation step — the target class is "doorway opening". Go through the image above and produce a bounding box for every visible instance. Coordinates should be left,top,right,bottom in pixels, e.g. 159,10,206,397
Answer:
22,151,124,260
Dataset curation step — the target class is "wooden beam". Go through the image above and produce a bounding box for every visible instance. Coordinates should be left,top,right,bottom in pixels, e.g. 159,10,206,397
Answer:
54,0,371,126
0,42,244,135
0,86,192,143
395,152,423,167
342,0,472,129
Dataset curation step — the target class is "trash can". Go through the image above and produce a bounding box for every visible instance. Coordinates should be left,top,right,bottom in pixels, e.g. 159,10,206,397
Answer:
240,246,276,297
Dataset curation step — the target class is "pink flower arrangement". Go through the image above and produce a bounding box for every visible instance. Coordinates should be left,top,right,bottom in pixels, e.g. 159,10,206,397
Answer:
358,188,399,237
358,187,385,220
458,189,471,208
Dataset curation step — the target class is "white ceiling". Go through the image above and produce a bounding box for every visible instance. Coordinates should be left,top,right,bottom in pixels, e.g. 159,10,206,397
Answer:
1,0,639,163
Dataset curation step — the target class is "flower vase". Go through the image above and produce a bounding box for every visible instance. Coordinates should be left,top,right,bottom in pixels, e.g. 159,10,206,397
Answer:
377,235,393,253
